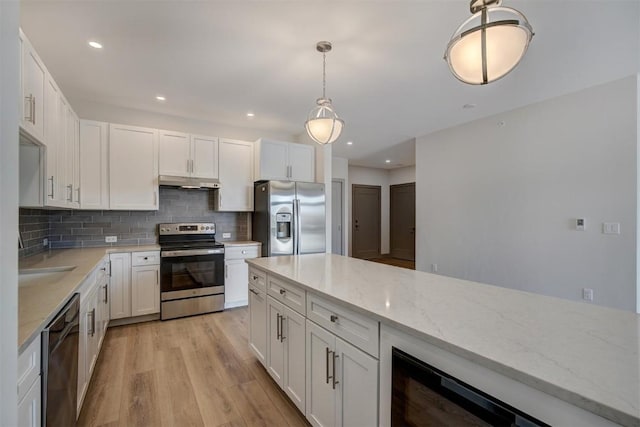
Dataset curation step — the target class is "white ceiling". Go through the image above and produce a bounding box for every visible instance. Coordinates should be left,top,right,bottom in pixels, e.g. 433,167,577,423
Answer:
21,1,640,169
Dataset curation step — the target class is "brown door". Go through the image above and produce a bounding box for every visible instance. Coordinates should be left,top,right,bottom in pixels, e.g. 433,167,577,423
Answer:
390,183,415,261
352,184,381,259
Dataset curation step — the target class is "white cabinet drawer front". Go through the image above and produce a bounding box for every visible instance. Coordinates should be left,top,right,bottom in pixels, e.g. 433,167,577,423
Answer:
131,251,160,266
18,335,41,402
307,294,379,358
225,246,259,260
267,276,306,316
248,267,267,291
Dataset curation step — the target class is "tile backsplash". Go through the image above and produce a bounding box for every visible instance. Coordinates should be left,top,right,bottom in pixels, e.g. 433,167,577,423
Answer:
19,187,250,258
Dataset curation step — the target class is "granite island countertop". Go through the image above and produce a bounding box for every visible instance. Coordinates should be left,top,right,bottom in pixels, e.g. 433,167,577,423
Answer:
18,245,160,353
246,253,640,427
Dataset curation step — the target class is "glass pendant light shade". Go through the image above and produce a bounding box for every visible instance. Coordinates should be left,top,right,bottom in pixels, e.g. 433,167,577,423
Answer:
306,41,344,145
305,98,344,145
445,2,533,85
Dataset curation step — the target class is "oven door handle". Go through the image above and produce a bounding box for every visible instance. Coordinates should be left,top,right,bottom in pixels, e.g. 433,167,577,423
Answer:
161,249,225,257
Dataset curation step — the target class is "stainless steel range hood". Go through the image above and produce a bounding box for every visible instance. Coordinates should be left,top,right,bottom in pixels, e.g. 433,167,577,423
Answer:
159,175,221,189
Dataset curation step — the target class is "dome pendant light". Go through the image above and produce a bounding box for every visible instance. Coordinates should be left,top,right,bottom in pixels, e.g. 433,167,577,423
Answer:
444,0,534,85
305,41,344,145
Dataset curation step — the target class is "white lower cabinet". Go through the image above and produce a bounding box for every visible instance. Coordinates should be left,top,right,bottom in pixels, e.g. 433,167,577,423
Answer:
110,251,160,320
109,253,132,319
267,296,306,414
18,336,42,427
306,320,378,427
131,264,160,316
224,244,260,309
249,284,267,366
249,268,379,425
18,379,41,427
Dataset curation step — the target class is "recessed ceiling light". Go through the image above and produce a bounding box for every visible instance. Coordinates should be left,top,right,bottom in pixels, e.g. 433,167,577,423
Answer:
88,41,103,49
246,112,255,118
347,141,353,145
385,159,391,163
156,96,166,101
463,103,476,109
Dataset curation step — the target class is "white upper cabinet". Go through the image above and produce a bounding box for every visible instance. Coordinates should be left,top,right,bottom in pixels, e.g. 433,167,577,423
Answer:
159,131,219,179
19,29,45,143
43,76,65,207
255,138,315,182
191,135,219,179
109,124,159,210
79,120,109,209
216,138,253,211
159,130,191,176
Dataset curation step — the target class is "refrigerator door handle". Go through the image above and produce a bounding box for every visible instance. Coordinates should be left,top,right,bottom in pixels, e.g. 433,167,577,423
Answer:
292,199,299,255
294,198,301,254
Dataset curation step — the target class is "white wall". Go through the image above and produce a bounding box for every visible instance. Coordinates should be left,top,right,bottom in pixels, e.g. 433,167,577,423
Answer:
389,165,416,185
332,157,349,255
416,76,638,312
0,1,20,424
71,98,296,142
348,165,391,255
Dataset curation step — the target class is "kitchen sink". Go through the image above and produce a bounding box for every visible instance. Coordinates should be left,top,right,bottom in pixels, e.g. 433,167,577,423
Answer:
19,266,76,287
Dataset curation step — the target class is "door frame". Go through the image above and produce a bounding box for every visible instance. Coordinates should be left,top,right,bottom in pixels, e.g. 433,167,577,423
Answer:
390,182,416,261
352,184,381,259
332,179,345,255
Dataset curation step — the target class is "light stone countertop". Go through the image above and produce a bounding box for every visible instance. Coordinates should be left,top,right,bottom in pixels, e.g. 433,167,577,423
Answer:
222,240,261,247
18,245,160,353
246,253,640,427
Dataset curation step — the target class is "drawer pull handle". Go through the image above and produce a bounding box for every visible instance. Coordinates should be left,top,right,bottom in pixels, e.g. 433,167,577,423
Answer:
144,257,149,260
242,250,247,254
252,275,258,280
330,314,338,323
279,289,286,295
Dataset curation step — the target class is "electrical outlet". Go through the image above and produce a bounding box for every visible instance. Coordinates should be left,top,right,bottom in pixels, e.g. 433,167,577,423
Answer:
582,288,594,302
431,263,438,273
603,222,620,235
222,232,231,239
43,238,48,247
105,236,117,243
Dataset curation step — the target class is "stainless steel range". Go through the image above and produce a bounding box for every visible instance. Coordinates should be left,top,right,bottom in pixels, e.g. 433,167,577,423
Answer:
159,223,225,320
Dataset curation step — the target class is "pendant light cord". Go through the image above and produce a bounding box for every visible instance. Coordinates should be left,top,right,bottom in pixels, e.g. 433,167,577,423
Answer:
322,51,327,99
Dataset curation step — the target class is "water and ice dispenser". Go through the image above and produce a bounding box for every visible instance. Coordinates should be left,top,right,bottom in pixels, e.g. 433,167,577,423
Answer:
276,213,292,240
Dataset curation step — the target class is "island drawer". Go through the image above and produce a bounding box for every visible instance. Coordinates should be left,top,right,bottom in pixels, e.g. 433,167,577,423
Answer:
131,251,160,266
225,245,260,260
249,267,267,291
267,275,306,315
307,293,379,358
18,335,41,402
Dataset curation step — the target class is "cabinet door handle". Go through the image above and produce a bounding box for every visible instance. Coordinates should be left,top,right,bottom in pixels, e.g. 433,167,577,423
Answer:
48,176,54,199
325,347,332,384
332,352,339,389
31,96,36,125
225,264,228,278
103,284,108,304
76,187,81,204
89,308,96,337
24,95,33,122
330,314,338,323
276,313,281,340
280,315,286,342
249,288,258,295
67,184,73,202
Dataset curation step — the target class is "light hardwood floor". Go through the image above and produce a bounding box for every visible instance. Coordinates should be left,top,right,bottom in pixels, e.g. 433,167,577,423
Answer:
78,308,310,427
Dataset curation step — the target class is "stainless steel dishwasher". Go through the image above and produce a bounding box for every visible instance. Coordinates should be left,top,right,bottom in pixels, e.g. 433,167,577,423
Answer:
42,293,80,426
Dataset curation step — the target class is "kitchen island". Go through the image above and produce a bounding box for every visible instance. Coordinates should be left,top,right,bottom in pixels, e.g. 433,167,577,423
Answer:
246,253,640,427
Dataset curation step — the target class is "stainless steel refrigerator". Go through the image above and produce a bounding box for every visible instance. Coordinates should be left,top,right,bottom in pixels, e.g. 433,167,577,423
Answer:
253,181,326,257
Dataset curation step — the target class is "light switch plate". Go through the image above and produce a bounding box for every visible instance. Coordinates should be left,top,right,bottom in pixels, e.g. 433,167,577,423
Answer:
105,236,117,243
602,223,620,235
